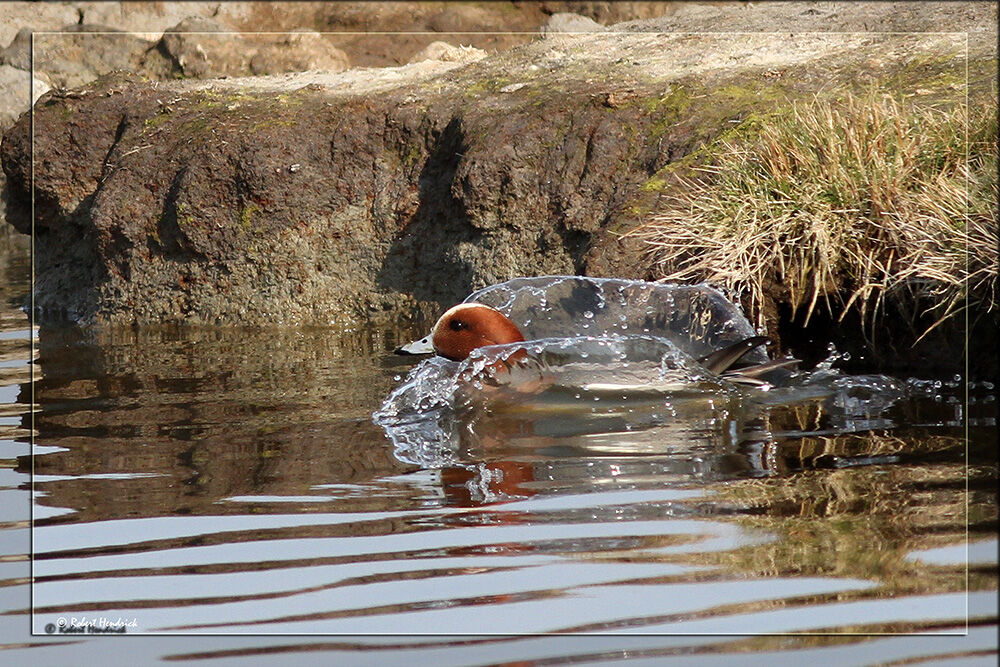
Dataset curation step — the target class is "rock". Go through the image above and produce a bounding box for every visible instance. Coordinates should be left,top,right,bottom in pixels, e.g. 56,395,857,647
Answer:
0,28,31,71
407,41,487,65
29,24,156,90
313,2,543,68
249,31,350,75
214,2,329,32
159,20,351,79
0,64,50,240
160,16,248,79
76,1,224,41
427,5,496,33
0,1,81,48
540,2,678,25
541,13,606,36
0,65,51,129
618,0,996,35
5,24,160,84
1,3,995,336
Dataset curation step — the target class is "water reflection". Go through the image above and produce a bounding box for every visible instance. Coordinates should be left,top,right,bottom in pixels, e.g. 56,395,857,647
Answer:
29,324,417,522
5,308,996,647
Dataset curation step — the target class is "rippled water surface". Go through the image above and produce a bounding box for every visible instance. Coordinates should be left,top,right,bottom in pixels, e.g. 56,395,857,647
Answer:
0,247,997,664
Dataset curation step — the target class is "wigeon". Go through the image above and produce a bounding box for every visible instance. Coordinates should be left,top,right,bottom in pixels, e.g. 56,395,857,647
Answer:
398,303,525,361
397,301,796,385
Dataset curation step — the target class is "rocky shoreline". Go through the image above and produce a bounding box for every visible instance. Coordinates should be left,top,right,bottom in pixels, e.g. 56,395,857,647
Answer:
1,1,996,373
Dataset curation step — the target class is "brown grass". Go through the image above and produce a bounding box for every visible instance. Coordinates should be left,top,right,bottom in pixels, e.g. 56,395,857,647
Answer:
630,91,998,338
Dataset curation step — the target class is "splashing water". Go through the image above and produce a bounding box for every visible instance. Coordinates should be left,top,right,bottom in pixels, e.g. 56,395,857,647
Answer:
373,277,934,466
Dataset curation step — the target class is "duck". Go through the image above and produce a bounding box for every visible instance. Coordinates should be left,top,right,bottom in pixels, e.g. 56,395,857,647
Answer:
398,303,524,361
378,279,805,463
396,302,797,386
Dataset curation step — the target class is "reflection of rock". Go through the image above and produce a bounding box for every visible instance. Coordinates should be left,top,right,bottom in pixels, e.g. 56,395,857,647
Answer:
0,219,29,307
30,416,411,523
26,323,422,522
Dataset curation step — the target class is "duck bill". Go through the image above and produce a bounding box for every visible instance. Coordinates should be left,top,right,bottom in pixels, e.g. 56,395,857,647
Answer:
395,333,434,355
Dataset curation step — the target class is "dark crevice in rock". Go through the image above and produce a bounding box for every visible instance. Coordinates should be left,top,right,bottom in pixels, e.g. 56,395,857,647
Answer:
153,168,198,261
378,115,478,307
107,228,132,283
561,227,593,275
97,113,131,186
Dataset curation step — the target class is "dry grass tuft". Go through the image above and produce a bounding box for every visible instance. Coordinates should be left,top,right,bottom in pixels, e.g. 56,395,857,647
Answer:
630,91,998,338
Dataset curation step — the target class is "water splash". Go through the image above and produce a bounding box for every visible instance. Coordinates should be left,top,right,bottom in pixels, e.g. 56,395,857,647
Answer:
374,277,935,467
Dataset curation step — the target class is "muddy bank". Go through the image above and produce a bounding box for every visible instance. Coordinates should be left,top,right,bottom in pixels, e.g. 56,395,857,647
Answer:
2,2,996,372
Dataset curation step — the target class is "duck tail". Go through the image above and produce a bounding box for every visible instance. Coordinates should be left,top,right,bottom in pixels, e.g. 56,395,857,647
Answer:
698,336,771,374
722,357,801,385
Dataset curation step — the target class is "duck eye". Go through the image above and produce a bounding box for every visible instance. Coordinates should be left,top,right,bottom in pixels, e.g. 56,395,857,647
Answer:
449,319,469,331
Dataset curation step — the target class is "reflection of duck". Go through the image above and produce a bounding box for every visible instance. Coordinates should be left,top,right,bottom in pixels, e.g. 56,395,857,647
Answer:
397,302,796,385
